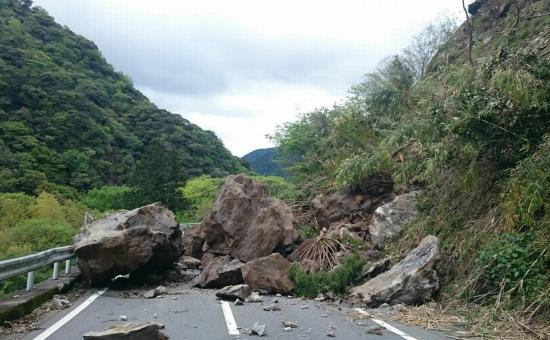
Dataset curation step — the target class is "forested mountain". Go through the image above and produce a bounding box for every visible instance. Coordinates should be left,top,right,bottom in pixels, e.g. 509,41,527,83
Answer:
242,147,290,177
0,0,244,195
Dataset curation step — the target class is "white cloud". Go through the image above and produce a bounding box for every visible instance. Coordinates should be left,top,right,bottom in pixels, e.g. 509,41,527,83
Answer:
142,82,341,156
34,0,465,157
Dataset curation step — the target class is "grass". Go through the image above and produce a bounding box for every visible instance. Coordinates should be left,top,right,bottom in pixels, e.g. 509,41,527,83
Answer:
289,254,365,298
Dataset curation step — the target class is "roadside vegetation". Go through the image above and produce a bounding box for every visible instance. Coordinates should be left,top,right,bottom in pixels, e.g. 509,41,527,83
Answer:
271,0,550,332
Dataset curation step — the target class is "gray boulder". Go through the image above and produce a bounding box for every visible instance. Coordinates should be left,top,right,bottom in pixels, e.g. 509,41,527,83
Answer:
74,203,183,285
352,235,439,307
369,191,423,247
215,284,251,301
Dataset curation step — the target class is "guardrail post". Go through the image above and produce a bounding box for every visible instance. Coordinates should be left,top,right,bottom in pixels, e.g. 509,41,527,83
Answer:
26,271,34,291
53,262,59,280
65,259,71,274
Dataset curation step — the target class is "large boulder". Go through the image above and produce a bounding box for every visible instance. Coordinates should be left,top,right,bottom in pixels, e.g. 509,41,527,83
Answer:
369,190,423,247
74,203,183,285
182,224,205,259
201,175,297,262
351,235,440,307
241,253,294,294
192,255,244,288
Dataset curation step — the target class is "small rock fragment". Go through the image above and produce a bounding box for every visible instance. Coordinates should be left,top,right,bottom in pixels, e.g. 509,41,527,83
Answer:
245,291,263,303
263,305,281,311
235,299,244,306
367,327,384,335
216,284,251,301
282,321,298,328
314,294,325,302
251,322,266,336
119,315,128,321
53,295,71,309
144,289,157,299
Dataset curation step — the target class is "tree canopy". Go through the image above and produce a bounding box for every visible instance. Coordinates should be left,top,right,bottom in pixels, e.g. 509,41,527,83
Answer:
0,0,244,195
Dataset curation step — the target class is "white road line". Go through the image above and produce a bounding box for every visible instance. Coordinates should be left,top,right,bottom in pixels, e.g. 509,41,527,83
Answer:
354,308,418,340
221,301,239,335
33,288,108,340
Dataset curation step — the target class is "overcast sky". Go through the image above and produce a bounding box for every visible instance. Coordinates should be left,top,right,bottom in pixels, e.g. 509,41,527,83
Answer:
34,0,466,156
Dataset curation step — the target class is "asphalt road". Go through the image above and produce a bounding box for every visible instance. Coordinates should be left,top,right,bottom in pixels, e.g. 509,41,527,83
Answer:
21,287,451,340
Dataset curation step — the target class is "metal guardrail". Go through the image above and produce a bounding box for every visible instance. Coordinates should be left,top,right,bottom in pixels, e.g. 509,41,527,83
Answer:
0,216,200,292
0,246,75,291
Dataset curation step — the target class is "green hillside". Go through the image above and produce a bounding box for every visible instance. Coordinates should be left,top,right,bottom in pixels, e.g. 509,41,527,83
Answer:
242,147,290,177
0,0,244,195
273,0,550,327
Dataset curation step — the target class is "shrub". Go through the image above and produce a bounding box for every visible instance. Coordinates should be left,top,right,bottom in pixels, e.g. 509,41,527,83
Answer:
289,255,365,297
30,192,65,223
475,232,549,307
8,218,75,252
0,192,35,230
179,176,224,222
81,185,131,212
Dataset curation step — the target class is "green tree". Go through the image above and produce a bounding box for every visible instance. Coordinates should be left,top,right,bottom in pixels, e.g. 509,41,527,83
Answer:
125,143,187,211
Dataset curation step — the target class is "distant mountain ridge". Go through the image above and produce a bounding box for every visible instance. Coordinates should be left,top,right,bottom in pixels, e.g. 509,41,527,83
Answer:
242,147,290,177
0,0,244,194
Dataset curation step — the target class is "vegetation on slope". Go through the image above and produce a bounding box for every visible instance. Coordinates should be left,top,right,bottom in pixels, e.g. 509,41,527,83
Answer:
272,0,550,323
0,0,244,196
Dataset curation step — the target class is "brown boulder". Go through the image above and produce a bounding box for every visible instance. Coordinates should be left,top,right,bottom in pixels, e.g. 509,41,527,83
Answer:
312,193,359,230
83,322,168,339
74,203,183,285
182,224,205,259
192,255,244,288
202,175,297,262
241,253,294,294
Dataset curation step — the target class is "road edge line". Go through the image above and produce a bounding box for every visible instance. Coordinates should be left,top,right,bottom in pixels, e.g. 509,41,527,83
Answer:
221,300,239,335
354,307,418,340
33,288,108,340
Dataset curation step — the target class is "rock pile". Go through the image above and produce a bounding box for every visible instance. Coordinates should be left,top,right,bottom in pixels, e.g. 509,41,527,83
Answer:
182,174,438,308
185,175,297,293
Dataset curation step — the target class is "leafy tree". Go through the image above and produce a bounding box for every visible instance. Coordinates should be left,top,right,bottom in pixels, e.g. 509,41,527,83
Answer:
81,186,131,212
402,15,458,79
0,1,244,194
125,143,187,211
30,191,64,223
